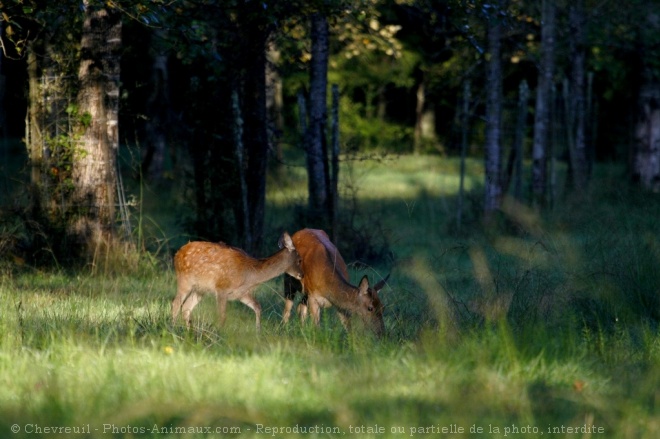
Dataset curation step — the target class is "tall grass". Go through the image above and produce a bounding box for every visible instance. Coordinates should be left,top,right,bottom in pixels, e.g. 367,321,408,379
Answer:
1,156,659,438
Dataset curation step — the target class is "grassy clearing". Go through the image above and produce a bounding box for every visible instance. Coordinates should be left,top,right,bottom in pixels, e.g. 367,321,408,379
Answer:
1,156,660,438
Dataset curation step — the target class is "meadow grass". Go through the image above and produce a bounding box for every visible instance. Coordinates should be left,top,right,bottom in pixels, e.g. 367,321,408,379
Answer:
1,156,660,438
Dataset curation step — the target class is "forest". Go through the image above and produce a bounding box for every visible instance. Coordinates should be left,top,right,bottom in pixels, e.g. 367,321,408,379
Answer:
1,1,660,438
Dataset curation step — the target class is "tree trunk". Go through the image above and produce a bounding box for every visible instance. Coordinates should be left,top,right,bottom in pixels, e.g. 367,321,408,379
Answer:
549,84,558,207
632,5,660,191
242,28,270,253
26,46,46,217
633,84,660,191
305,12,330,226
505,80,528,200
231,88,252,250
414,76,425,154
330,84,340,244
266,41,284,170
0,51,6,139
532,0,556,206
142,29,171,182
567,0,589,193
25,41,62,222
457,80,470,231
484,10,504,220
69,1,122,259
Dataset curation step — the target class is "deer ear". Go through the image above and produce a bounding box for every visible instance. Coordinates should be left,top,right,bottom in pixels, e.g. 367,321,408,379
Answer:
358,275,370,295
278,232,295,251
372,273,390,293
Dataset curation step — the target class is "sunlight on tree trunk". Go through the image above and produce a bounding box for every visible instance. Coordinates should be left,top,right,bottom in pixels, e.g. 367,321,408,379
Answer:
25,40,67,224
26,47,45,214
69,1,121,259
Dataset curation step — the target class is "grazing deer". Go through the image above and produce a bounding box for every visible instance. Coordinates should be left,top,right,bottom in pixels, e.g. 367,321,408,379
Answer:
172,232,303,329
282,229,389,336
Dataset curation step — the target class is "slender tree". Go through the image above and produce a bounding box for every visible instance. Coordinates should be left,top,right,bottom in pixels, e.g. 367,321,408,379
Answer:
531,0,556,206
567,0,589,193
505,80,528,201
141,29,171,182
457,80,470,231
305,12,331,226
484,4,504,220
242,22,271,253
330,83,340,243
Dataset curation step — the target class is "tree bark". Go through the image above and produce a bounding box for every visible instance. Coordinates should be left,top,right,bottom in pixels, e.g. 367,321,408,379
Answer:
633,84,660,191
567,0,589,193
242,29,269,253
266,41,284,169
69,0,122,258
532,0,556,206
505,80,528,200
632,5,660,191
305,12,330,226
232,88,252,250
26,46,46,216
330,84,340,244
0,50,6,139
484,10,504,220
457,80,470,231
414,76,425,154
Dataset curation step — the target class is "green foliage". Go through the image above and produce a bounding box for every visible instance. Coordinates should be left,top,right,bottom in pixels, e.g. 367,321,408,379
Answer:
339,97,414,151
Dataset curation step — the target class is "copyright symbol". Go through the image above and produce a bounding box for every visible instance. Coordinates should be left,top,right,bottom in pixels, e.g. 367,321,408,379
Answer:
11,424,20,433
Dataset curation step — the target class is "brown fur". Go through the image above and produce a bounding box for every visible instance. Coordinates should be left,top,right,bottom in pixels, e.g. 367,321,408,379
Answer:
282,229,389,336
172,232,302,329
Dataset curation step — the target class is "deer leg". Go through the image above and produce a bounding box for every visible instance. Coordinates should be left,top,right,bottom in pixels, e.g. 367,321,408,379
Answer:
283,276,301,324
297,294,309,323
308,298,321,327
172,294,183,323
216,294,228,326
282,299,294,324
172,280,192,324
181,292,201,328
239,294,262,330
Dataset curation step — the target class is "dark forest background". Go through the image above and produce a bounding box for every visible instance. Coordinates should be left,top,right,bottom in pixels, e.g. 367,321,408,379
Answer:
0,0,659,267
